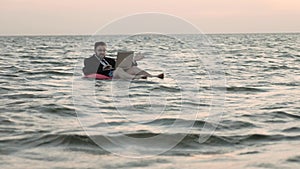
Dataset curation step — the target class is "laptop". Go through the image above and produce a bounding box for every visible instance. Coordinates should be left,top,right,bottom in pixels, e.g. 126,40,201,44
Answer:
116,51,134,69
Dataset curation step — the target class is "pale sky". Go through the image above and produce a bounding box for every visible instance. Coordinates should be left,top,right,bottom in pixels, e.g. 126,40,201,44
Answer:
0,0,299,35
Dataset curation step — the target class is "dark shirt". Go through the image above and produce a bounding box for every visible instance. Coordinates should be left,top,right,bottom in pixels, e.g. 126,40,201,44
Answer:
82,54,116,77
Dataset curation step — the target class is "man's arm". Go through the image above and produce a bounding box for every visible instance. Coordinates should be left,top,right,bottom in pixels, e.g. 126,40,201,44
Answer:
106,57,116,69
83,57,99,75
82,58,91,75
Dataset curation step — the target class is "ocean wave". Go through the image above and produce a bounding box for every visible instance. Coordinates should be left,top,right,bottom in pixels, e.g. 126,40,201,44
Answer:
202,86,267,92
242,111,300,122
282,127,300,133
31,104,75,116
24,70,73,76
264,65,297,71
6,132,297,150
286,155,300,163
271,82,300,86
217,120,257,130
3,93,49,99
271,111,300,119
150,86,181,92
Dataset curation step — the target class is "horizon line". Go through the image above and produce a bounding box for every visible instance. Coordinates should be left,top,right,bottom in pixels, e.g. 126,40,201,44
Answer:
0,31,299,37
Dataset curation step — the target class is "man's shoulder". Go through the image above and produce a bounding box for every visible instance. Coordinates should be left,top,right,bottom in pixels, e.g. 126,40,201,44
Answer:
84,55,96,62
86,54,96,60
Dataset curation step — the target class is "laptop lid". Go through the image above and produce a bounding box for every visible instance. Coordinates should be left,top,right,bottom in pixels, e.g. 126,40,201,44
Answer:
116,51,134,69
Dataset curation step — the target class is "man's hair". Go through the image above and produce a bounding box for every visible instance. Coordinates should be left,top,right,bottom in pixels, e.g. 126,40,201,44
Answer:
94,42,106,49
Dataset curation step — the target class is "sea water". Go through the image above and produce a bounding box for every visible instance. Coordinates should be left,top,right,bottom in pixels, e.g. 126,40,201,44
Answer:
0,33,299,168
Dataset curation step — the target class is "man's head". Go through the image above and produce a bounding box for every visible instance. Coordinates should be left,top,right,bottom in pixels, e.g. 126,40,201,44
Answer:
94,42,107,59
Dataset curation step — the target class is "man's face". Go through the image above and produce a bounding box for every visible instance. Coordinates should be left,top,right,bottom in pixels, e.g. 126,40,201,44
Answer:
95,45,106,58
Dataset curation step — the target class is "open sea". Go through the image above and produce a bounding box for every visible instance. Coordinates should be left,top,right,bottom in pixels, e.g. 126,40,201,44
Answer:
1,33,300,169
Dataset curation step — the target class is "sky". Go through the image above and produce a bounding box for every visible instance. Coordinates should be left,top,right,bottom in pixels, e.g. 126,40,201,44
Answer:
0,0,299,35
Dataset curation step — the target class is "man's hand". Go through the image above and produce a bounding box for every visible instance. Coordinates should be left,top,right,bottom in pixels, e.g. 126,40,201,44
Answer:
103,65,112,71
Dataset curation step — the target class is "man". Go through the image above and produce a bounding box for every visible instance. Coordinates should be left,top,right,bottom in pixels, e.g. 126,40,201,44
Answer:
83,42,163,79
82,42,115,77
